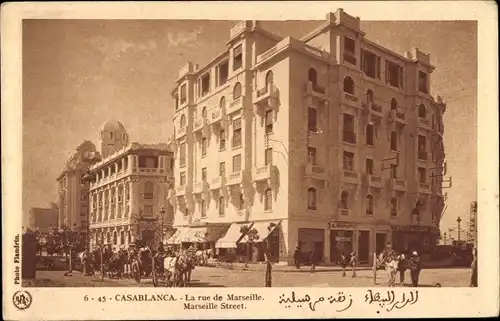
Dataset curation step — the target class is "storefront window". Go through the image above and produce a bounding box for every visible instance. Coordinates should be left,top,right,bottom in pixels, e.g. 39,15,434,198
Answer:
329,230,354,263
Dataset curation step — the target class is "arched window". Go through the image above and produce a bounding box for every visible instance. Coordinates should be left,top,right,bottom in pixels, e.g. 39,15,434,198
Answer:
390,197,398,217
219,197,225,216
144,181,154,200
366,195,374,215
202,106,207,118
308,68,318,84
233,82,242,99
264,188,273,211
366,89,374,103
307,187,317,210
220,96,226,109
265,70,274,85
343,76,355,94
340,191,349,209
391,98,398,110
418,104,426,118
110,132,114,140
180,114,186,128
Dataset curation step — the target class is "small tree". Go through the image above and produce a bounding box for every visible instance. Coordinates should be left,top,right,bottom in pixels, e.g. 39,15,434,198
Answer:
240,223,276,266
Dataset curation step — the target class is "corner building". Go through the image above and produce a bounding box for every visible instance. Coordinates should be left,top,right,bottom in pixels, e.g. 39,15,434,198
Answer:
169,9,446,265
88,121,174,249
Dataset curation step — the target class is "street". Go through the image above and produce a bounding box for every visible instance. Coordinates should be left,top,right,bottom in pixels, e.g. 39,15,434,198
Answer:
26,266,471,287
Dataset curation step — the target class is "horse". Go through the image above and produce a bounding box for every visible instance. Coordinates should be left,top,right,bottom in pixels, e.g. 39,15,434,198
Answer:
163,255,182,287
104,250,127,279
194,249,212,266
378,252,399,287
177,252,196,286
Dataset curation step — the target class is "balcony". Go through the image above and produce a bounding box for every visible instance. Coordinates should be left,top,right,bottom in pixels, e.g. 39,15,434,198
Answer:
304,81,327,102
227,96,244,114
227,170,244,186
193,117,209,134
343,51,357,65
343,170,360,184
193,180,210,194
210,107,228,128
362,102,384,119
388,109,407,125
210,176,226,190
175,126,187,139
418,182,431,194
362,174,383,188
418,117,431,129
138,167,165,175
342,92,361,109
342,131,357,145
253,164,274,182
305,164,328,180
387,178,407,192
175,185,188,197
254,83,279,114
417,152,428,161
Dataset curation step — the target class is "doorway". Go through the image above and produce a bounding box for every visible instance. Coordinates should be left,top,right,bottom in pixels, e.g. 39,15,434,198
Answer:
358,231,370,264
375,233,387,255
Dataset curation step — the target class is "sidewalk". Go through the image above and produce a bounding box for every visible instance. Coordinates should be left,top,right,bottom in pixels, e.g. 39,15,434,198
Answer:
206,262,374,273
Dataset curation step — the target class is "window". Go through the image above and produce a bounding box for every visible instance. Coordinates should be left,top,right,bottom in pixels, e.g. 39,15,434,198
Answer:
366,124,374,146
232,118,242,147
233,44,243,70
366,158,374,175
219,130,226,150
366,89,374,104
118,186,123,202
343,151,354,171
201,137,207,156
343,113,356,144
308,188,317,210
179,142,186,167
386,61,403,88
219,162,225,177
201,106,207,119
110,132,114,140
232,154,242,172
120,231,125,245
180,84,187,104
418,104,426,118
366,195,374,215
180,172,186,186
390,131,398,151
220,96,226,109
219,197,225,216
390,197,397,217
418,167,427,183
143,182,154,199
343,37,356,65
264,188,272,211
218,61,229,86
343,76,355,94
233,82,242,99
308,107,318,132
390,164,397,178
238,193,244,210
201,200,206,217
308,68,318,85
200,73,210,96
308,147,317,165
139,156,158,168
418,135,427,160
125,185,130,200
180,114,186,128
265,148,273,165
418,71,428,94
391,98,398,111
143,205,153,216
361,50,377,78
174,94,179,110
265,110,273,134
265,70,274,86
340,191,349,209
202,168,207,182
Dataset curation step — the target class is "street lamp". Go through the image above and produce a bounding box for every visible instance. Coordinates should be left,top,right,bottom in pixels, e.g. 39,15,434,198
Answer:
160,207,166,245
457,217,462,242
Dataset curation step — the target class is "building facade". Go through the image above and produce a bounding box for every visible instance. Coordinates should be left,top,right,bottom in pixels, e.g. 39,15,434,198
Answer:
169,9,446,265
29,207,58,233
57,141,101,231
88,121,174,249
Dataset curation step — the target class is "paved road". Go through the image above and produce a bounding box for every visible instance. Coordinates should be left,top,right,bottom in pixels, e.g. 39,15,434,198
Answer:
28,266,471,287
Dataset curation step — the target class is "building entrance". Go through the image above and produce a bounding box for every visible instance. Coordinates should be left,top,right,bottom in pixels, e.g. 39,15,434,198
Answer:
375,232,387,255
358,230,370,264
329,230,354,264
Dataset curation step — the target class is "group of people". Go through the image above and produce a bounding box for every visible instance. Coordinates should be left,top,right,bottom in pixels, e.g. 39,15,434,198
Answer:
292,246,357,276
379,242,422,287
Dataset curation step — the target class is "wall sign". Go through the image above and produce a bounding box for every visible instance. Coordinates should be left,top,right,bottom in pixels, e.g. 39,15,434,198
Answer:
329,222,357,230
392,225,431,233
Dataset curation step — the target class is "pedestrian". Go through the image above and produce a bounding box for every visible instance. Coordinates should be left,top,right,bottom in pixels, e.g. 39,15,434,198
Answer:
293,246,301,269
397,253,407,286
340,252,349,277
309,249,317,273
265,254,272,287
349,252,357,277
408,250,422,287
380,242,398,287
469,247,477,287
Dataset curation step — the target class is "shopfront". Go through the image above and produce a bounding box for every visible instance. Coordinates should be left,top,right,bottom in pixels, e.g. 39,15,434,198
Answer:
391,225,440,254
328,222,357,264
239,220,281,263
357,230,370,265
298,228,324,263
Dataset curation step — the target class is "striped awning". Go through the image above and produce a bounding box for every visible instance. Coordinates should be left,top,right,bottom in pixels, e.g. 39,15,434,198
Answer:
240,220,280,243
216,222,251,248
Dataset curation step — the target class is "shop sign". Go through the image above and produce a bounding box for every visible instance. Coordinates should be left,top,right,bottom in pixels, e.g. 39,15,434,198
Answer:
335,236,352,242
329,222,357,230
392,225,431,233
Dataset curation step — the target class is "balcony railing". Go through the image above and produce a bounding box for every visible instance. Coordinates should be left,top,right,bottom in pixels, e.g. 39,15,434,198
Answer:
193,181,209,194
210,176,226,190
175,185,187,196
227,96,243,113
372,104,383,113
418,152,428,161
305,164,327,180
343,170,358,179
418,118,430,126
139,168,163,174
253,164,273,182
343,131,356,144
227,171,244,185
344,92,359,103
343,52,357,65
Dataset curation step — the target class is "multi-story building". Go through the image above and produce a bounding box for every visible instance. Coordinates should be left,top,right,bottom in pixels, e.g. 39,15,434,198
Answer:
29,206,58,233
168,9,446,265
57,141,101,231
88,120,174,249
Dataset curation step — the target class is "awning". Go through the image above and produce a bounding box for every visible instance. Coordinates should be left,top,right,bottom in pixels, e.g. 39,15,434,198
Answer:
240,220,280,243
216,222,252,248
182,228,208,243
166,227,190,245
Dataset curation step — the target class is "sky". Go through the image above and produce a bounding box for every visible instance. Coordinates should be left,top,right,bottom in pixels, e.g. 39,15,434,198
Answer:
22,18,477,236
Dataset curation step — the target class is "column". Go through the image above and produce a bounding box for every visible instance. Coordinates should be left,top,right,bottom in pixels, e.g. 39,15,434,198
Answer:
129,180,137,217
121,157,126,172
115,162,119,173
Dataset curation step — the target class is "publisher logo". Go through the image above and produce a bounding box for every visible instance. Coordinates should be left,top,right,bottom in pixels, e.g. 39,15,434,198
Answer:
13,291,32,310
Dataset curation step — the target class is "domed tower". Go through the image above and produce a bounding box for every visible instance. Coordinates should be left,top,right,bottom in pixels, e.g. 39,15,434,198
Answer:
98,120,129,158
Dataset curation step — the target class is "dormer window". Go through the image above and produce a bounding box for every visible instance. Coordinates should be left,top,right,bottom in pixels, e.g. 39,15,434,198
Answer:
386,61,403,89
343,37,356,65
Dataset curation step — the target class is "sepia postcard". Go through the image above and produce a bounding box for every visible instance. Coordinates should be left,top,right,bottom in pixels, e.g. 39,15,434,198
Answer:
2,1,499,319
